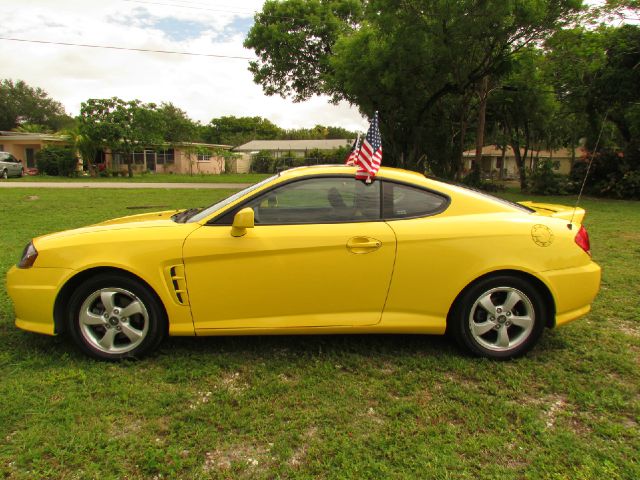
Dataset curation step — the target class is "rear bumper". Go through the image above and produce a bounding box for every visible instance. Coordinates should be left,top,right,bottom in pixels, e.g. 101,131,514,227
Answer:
6,266,73,336
542,261,601,327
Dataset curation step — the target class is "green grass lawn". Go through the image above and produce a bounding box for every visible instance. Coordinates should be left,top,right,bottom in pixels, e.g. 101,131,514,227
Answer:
0,188,638,479
10,172,270,184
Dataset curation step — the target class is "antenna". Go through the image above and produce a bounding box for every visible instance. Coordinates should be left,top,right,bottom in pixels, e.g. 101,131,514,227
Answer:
568,110,609,228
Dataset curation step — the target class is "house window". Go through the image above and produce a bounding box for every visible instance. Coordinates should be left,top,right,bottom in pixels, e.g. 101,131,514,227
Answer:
0,144,4,151
197,151,211,162
157,149,175,164
133,151,145,165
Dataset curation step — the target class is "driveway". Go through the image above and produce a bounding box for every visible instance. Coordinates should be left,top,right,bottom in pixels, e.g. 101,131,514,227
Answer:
0,182,251,189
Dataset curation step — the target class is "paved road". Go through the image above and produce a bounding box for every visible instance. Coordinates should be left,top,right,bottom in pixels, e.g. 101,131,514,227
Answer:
0,182,251,189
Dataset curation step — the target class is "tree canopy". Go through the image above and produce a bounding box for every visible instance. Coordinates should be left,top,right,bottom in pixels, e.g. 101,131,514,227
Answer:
0,79,73,132
79,98,165,177
201,115,357,145
245,0,583,169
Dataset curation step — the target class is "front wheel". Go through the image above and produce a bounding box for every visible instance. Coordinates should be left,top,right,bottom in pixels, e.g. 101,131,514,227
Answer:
66,273,167,360
449,275,547,359
1,170,7,179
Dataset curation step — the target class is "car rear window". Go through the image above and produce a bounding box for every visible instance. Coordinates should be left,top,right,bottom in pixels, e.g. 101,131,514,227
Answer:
382,182,448,219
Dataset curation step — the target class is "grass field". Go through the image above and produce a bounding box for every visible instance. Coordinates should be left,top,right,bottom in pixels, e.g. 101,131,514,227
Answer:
0,187,638,479
10,173,270,184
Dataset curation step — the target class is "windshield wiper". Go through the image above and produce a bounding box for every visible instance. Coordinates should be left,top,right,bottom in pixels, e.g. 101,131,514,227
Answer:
172,208,202,223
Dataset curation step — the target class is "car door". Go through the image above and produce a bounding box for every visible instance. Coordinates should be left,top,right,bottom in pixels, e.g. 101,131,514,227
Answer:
183,176,397,330
8,155,21,176
0,153,8,174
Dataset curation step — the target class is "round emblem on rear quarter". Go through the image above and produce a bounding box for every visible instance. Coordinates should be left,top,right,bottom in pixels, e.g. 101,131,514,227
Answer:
531,224,554,247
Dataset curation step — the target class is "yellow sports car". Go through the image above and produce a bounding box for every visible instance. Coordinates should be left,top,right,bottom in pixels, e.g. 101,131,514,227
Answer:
6,165,601,360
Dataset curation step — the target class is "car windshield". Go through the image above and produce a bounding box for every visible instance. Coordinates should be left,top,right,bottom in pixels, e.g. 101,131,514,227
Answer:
185,174,279,223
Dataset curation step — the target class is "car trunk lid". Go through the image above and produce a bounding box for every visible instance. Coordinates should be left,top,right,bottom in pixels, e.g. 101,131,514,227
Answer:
517,201,585,223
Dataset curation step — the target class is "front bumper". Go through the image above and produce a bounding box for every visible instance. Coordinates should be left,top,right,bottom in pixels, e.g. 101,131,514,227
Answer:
6,266,73,335
542,261,602,327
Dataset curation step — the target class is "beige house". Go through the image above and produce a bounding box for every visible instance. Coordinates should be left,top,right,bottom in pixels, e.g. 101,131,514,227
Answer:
462,146,587,178
0,131,69,169
225,155,253,174
99,143,232,175
233,139,354,172
234,139,353,158
0,131,234,175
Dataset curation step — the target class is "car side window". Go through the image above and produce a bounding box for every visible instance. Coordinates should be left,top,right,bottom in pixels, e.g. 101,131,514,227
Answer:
383,182,447,219
242,177,381,225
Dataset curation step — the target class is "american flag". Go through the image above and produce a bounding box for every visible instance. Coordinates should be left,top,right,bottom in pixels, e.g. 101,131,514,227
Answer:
355,111,382,182
344,134,360,165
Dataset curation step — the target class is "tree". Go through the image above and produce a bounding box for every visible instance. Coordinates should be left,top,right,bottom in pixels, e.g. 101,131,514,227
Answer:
280,124,357,139
489,48,560,189
79,98,165,177
203,116,282,145
0,79,73,131
157,102,199,143
545,24,640,156
245,0,582,172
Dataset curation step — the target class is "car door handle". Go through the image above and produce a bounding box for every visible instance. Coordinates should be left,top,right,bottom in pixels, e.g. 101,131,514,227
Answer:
346,237,382,254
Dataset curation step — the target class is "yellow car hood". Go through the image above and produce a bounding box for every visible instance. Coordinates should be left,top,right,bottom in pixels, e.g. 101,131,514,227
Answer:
33,210,187,245
93,210,180,226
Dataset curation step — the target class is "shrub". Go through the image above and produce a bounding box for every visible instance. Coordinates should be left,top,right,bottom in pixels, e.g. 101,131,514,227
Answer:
461,163,504,192
252,150,275,173
570,149,640,199
527,159,569,195
35,146,78,176
462,162,482,187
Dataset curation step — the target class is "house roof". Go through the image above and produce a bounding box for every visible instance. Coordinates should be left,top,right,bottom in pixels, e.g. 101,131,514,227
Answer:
462,145,587,159
176,142,232,150
0,131,69,142
234,139,353,152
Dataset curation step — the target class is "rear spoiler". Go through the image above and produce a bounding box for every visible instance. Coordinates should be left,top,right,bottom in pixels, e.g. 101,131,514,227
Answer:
518,201,585,224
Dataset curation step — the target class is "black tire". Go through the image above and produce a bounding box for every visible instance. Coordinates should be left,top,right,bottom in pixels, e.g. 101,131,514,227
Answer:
1,169,7,179
19,167,24,177
449,275,546,359
66,273,167,360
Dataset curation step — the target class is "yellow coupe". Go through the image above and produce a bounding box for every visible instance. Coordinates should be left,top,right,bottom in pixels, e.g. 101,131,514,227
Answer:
6,166,601,360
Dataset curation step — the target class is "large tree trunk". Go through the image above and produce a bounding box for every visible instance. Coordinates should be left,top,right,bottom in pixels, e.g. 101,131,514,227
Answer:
474,76,489,168
499,145,506,180
510,140,529,191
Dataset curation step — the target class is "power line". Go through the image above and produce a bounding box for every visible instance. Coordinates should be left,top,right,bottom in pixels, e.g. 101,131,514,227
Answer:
0,37,253,60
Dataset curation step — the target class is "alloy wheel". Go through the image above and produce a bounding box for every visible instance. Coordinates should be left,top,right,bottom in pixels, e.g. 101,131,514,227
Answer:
78,287,150,354
468,287,535,352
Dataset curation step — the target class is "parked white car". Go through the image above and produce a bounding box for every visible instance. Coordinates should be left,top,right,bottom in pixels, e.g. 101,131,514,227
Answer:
0,152,24,178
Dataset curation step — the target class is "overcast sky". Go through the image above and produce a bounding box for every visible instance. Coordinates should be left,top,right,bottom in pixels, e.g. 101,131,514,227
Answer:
1,0,369,131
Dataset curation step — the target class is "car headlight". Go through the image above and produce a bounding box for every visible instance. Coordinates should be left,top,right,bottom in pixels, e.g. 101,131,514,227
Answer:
18,241,38,269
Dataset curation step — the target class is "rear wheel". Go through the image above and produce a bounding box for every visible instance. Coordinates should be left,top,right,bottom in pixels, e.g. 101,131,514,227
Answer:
449,275,546,359
66,273,167,360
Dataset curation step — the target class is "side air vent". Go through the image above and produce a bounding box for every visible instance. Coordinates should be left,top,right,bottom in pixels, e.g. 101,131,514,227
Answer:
167,265,189,305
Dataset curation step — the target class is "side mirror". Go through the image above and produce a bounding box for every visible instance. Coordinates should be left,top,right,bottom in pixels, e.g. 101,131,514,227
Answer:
230,207,254,237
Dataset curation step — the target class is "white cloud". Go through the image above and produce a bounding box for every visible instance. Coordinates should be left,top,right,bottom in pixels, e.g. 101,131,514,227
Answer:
1,0,368,131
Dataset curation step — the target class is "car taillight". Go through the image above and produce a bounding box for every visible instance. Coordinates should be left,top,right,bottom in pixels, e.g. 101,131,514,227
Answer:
574,225,591,256
18,241,38,268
